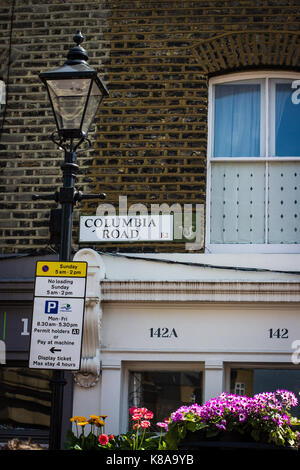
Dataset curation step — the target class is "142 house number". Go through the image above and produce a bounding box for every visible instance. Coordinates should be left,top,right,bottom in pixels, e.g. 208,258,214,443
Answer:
150,327,178,338
269,328,288,338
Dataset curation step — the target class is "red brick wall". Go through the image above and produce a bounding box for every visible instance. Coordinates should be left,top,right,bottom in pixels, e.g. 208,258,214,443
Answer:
0,0,299,253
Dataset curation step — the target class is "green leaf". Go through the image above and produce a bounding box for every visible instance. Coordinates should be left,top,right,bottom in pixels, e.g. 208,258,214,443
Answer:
195,422,208,432
64,429,80,450
73,444,83,450
186,421,207,433
186,421,197,433
179,424,188,439
158,440,167,450
164,425,180,450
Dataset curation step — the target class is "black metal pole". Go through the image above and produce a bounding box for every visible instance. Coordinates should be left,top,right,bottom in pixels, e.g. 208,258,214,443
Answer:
59,142,78,262
49,141,79,450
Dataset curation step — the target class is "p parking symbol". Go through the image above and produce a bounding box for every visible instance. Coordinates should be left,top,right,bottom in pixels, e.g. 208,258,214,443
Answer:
45,300,59,314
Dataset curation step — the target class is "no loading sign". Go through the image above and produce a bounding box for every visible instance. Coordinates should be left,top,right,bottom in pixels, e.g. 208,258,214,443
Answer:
29,261,87,371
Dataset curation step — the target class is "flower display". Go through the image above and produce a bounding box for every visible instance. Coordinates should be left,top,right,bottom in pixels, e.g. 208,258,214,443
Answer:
165,390,300,450
65,391,299,451
66,407,160,450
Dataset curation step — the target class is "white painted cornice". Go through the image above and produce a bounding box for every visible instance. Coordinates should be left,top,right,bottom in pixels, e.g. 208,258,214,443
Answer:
101,280,300,303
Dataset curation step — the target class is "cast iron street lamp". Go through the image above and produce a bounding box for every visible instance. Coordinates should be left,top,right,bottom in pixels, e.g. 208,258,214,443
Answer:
36,31,108,449
39,30,108,261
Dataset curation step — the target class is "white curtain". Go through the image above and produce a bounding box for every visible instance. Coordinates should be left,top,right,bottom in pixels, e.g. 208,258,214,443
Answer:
214,83,260,157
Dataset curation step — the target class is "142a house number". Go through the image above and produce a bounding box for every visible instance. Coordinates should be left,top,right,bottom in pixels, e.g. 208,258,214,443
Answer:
149,327,178,338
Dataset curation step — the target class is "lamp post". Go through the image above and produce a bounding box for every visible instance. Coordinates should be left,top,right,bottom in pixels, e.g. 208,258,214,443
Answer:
37,31,108,450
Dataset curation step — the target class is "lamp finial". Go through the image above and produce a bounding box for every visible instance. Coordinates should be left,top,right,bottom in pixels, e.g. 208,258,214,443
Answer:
66,30,88,64
73,30,84,46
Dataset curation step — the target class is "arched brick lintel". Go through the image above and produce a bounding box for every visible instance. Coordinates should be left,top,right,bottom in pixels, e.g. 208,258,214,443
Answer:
191,31,300,76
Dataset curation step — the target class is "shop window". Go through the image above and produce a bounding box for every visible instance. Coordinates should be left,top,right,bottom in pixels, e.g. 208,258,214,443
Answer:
230,367,300,418
207,72,300,252
0,364,53,442
128,370,203,426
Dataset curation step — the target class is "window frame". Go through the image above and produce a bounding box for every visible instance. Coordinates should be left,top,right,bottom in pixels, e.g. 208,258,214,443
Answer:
0,359,53,445
121,362,204,432
206,71,300,254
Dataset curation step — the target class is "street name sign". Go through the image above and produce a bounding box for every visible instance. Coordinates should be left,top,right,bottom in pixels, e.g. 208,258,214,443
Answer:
79,215,173,242
29,261,87,371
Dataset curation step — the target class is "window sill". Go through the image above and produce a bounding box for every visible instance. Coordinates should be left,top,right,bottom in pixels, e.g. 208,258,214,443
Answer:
205,244,300,254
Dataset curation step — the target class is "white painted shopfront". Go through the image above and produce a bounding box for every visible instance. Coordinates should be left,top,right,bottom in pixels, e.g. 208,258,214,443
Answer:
71,249,300,434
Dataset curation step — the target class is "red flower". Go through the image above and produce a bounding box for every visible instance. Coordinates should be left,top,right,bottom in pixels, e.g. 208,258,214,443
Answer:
129,406,154,425
139,407,148,414
98,433,109,445
133,422,140,430
108,434,114,441
129,407,138,415
132,412,143,420
140,420,151,428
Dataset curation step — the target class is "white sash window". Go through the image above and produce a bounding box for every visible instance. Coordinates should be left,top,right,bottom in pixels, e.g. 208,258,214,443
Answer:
207,72,300,253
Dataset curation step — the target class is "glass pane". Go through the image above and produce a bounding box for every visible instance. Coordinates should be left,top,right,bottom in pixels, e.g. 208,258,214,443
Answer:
0,367,52,433
268,162,300,243
210,162,265,243
81,81,103,135
214,83,261,157
230,368,300,419
275,82,300,157
47,78,91,130
230,369,253,396
128,370,203,426
254,369,300,419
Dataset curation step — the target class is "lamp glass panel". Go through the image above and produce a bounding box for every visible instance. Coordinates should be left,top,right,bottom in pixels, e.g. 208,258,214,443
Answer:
81,81,103,134
47,78,91,130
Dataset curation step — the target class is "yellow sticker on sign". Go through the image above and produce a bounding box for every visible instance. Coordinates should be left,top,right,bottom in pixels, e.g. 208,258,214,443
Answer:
36,261,87,278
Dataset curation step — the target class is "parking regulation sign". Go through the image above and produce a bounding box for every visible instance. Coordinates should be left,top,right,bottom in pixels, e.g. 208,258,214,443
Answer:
29,261,87,370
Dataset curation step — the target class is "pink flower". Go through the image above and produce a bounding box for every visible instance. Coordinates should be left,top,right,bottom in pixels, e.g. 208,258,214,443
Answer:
140,420,151,428
144,411,154,419
215,419,227,431
129,407,138,415
157,422,168,431
98,433,109,445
